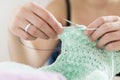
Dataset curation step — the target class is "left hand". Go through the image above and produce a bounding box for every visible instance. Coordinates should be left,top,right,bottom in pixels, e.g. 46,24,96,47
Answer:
85,16,120,51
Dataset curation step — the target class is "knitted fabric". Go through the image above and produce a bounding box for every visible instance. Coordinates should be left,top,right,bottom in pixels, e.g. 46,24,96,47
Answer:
40,26,120,80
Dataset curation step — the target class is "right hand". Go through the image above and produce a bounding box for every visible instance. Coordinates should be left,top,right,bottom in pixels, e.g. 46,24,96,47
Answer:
9,2,63,40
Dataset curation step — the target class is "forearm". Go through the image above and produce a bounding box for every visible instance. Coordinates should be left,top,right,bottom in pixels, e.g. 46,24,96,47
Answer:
8,1,63,68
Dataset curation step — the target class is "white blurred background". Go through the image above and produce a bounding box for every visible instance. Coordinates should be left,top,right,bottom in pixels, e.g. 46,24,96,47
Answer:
0,0,51,61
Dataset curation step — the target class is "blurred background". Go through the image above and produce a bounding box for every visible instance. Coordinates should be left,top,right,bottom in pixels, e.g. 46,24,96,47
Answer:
0,0,51,61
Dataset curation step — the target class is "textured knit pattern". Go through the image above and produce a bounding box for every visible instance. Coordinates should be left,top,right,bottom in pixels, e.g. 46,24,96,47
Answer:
40,27,120,80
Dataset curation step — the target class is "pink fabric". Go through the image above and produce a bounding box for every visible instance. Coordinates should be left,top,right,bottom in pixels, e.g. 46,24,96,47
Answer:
0,71,66,80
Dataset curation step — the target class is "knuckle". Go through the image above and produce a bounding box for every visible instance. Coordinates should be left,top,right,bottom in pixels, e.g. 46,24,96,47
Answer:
99,16,106,23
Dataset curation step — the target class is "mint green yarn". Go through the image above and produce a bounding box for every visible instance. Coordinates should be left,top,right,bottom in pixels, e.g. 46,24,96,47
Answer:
40,27,120,80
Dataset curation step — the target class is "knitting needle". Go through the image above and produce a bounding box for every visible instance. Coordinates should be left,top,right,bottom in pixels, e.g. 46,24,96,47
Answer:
63,19,97,30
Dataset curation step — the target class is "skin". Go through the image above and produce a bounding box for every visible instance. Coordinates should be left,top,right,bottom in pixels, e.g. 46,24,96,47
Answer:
9,0,120,67
9,0,66,67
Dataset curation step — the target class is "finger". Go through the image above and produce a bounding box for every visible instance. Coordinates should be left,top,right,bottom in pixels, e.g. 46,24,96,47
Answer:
15,16,30,30
84,16,120,36
97,31,120,48
23,12,57,38
37,24,58,39
11,17,36,40
17,11,55,39
18,27,36,40
27,24,49,39
105,40,120,51
16,17,49,39
90,21,120,41
26,2,63,34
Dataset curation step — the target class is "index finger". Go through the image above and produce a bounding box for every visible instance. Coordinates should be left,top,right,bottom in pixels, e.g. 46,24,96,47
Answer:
26,2,63,34
84,16,120,36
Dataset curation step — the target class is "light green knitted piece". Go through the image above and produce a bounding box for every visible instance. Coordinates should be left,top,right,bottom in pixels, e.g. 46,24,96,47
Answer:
40,27,120,80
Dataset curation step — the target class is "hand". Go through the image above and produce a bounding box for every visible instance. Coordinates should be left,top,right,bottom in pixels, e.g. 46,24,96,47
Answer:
85,16,120,51
9,2,63,40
